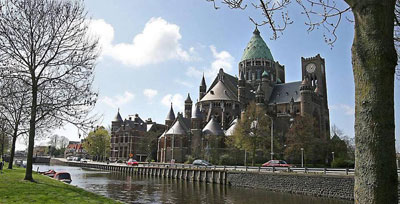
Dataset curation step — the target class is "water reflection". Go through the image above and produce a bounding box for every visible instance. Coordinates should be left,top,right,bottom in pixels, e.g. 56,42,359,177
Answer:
33,164,352,204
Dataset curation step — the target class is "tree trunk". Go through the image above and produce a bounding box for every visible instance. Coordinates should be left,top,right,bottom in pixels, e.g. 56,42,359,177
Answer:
24,85,37,181
349,1,398,203
8,132,18,169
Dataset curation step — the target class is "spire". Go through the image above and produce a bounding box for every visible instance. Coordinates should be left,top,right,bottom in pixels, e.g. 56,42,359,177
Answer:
200,73,206,87
113,108,123,122
191,103,203,119
166,103,175,121
253,25,260,35
262,70,269,78
185,93,192,103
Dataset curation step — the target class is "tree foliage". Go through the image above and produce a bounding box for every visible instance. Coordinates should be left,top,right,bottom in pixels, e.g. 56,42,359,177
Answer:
83,127,110,159
230,102,272,165
285,114,327,165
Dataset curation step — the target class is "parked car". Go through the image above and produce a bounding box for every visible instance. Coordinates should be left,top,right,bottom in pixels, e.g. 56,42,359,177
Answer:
126,159,139,166
53,172,72,184
66,156,74,161
262,160,292,167
72,157,81,161
80,158,89,163
192,159,212,166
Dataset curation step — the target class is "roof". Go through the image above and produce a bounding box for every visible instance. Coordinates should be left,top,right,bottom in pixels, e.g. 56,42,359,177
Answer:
241,27,274,62
202,117,224,136
185,93,192,103
200,74,206,87
166,104,175,121
113,110,123,122
166,115,190,135
268,81,302,105
191,103,203,119
200,80,238,102
225,118,238,136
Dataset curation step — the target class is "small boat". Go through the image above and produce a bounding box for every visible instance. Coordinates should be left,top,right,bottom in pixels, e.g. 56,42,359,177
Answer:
53,172,72,184
41,169,56,178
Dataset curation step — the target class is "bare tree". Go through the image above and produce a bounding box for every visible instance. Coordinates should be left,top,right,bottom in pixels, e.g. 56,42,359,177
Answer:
208,0,397,203
0,0,99,181
0,77,30,169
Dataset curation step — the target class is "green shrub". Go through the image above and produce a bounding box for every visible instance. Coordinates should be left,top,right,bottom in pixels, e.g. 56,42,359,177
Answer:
331,158,354,168
184,155,195,164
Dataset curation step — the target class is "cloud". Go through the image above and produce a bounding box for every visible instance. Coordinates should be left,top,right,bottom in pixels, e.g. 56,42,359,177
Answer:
88,17,192,67
330,104,354,115
174,79,193,88
161,94,184,112
143,89,158,100
186,45,234,80
101,91,134,108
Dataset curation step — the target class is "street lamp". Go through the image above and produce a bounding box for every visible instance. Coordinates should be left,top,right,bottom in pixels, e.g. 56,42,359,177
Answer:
332,151,335,161
301,148,304,168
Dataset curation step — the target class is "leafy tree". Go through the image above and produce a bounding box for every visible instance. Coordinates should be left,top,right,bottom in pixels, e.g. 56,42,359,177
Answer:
209,1,398,202
285,114,327,165
231,102,272,165
0,0,99,181
330,125,354,161
83,127,110,160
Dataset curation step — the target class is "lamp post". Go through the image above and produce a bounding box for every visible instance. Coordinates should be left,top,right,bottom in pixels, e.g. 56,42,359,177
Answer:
301,148,304,168
332,151,335,161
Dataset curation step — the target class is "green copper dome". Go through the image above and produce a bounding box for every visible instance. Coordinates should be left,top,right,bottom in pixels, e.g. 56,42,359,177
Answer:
262,70,269,77
241,27,274,62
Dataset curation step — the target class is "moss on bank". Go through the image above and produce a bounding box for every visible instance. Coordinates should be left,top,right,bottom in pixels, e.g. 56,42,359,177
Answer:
0,164,120,204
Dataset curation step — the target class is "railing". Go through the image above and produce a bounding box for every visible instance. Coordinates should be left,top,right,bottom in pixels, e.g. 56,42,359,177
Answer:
139,162,356,176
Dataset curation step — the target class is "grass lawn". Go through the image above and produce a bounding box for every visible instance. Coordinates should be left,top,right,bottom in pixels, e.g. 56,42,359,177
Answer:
0,163,120,204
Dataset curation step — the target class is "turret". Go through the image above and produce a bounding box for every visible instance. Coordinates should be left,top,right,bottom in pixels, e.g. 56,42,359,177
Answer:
199,74,207,100
300,77,313,116
255,84,264,105
165,103,175,128
111,108,123,132
238,70,246,104
184,93,193,118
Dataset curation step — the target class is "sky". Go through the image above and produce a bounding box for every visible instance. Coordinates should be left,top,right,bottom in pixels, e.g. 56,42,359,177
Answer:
18,0,400,150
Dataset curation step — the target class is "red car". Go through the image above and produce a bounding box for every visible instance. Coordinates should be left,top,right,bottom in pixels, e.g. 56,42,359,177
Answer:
126,159,139,166
262,160,291,167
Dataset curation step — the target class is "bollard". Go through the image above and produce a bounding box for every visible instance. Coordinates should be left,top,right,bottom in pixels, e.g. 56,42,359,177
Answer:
324,168,327,174
345,168,349,175
272,166,275,173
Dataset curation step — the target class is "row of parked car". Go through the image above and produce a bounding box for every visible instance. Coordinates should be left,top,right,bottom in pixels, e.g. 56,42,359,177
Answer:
124,158,292,167
66,156,89,163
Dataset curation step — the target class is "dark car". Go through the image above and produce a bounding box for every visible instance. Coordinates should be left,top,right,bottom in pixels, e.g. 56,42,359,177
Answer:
262,160,292,167
192,159,212,166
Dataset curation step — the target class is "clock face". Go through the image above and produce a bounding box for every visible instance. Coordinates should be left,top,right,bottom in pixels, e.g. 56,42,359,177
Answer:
306,63,316,73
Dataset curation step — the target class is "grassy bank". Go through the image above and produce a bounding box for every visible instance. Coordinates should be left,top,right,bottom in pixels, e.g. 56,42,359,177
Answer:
0,163,120,204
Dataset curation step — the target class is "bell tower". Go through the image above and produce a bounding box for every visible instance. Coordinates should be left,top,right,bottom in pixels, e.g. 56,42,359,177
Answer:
301,54,328,108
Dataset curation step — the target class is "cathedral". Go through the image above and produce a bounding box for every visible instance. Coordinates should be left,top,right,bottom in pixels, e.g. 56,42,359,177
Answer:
157,27,331,163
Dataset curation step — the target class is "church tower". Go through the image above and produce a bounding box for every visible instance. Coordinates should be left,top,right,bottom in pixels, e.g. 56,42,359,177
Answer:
301,54,328,108
300,77,313,116
199,74,207,100
165,103,175,129
184,93,192,118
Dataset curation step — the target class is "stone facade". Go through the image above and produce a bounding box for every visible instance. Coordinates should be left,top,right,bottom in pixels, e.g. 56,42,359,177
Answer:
110,112,165,161
157,27,331,163
228,172,354,200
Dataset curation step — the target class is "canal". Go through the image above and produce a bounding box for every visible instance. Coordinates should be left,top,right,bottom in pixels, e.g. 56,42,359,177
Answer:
33,164,352,204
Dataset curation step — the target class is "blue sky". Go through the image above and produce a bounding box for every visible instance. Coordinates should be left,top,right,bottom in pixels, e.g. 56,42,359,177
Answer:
23,0,399,150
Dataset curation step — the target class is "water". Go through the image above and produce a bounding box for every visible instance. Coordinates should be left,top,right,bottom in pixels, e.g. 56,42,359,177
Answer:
33,164,352,204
